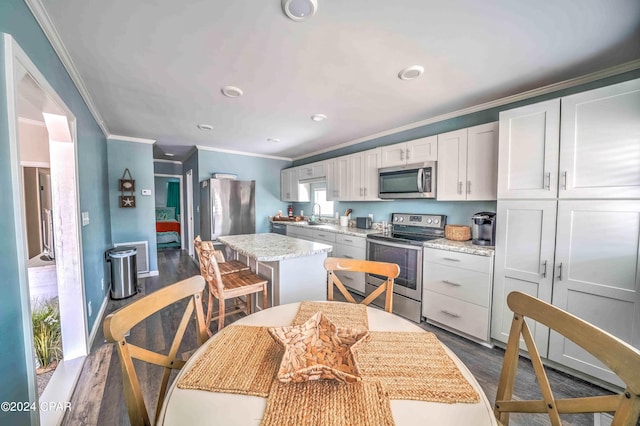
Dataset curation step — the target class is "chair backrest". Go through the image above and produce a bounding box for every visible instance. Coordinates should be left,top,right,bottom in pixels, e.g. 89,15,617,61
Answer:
324,257,400,313
193,236,224,294
495,291,640,426
103,275,208,426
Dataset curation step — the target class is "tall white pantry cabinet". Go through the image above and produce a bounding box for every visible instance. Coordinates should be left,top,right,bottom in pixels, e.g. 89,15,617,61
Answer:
492,78,640,387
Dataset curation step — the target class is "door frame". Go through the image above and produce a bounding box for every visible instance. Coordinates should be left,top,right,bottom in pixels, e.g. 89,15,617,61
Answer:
5,34,87,425
186,169,194,258
154,173,185,249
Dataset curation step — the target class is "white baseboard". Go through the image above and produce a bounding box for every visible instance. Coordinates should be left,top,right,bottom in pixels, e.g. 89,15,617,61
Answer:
87,294,109,350
39,356,85,426
139,270,159,278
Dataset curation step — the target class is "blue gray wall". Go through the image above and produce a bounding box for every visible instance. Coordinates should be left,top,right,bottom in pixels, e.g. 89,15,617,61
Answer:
154,160,183,175
196,150,291,237
0,0,112,422
107,139,158,272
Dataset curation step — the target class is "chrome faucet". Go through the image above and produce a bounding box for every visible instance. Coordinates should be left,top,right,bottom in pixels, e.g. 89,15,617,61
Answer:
312,203,322,221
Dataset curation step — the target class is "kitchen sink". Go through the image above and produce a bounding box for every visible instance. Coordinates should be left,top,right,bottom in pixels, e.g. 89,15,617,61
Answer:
306,221,325,226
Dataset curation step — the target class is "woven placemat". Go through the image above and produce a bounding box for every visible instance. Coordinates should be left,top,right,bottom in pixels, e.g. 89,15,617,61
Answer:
261,379,394,426
293,301,369,330
356,331,480,404
177,325,281,397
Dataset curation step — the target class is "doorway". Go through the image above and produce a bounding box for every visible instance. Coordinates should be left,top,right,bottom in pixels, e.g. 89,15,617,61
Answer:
154,173,185,250
6,35,87,426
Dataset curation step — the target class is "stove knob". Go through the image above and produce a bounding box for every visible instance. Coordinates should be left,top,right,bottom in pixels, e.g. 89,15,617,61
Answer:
426,218,432,224
397,217,404,222
434,219,440,224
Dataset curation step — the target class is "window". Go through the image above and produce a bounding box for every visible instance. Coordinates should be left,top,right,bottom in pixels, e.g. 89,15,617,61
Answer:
312,184,334,217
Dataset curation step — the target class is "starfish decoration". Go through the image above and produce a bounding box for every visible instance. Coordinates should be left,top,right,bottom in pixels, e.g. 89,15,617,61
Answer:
123,197,134,206
268,311,369,383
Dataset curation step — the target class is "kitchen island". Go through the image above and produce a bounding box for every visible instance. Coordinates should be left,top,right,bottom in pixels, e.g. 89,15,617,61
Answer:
216,233,332,309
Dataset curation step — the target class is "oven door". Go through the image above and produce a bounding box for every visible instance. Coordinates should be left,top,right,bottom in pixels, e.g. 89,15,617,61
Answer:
366,238,422,301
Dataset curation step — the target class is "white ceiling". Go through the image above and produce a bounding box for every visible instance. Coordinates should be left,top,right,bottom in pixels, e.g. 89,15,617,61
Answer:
33,0,640,160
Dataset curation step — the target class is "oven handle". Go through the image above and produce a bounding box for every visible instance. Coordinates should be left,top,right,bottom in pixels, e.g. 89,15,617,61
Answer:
367,238,423,251
417,168,425,193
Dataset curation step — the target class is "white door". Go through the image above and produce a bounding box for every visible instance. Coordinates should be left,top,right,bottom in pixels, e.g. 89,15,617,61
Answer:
406,135,437,163
559,78,640,199
549,200,640,386
466,122,498,201
348,153,364,200
491,200,557,356
437,128,467,201
497,99,560,199
186,169,195,258
380,143,407,167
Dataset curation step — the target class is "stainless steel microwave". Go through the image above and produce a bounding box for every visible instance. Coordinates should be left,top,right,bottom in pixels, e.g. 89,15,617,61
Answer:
378,161,436,199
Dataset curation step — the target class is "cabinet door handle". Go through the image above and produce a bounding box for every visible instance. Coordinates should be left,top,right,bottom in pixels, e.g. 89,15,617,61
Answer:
557,262,563,280
441,310,460,318
364,187,367,197
545,172,551,190
442,257,461,262
562,171,568,190
541,260,547,278
343,275,353,280
443,280,461,287
458,181,463,194
400,149,404,161
467,181,471,194
406,148,411,160
344,239,353,243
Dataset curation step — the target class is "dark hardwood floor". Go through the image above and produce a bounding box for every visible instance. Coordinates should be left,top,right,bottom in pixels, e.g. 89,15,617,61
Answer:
62,249,621,425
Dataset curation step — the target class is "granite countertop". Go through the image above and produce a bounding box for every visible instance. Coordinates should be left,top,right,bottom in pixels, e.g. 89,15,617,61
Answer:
275,219,380,237
424,238,495,256
217,233,333,262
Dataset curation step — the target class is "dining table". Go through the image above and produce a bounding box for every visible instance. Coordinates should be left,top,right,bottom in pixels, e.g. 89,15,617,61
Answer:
159,302,498,425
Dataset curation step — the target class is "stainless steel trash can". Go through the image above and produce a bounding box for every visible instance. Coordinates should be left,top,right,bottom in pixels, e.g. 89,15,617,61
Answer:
106,246,138,299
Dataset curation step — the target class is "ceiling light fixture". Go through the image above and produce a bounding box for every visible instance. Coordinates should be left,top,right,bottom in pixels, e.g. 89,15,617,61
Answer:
398,65,424,81
282,0,317,21
268,138,281,143
221,86,244,98
311,113,327,122
197,124,213,130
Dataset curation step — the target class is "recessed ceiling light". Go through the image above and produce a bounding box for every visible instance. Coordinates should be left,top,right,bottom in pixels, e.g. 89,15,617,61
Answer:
164,153,175,157
221,86,244,98
311,113,327,122
398,65,424,81
197,124,213,130
268,138,281,143
282,0,317,21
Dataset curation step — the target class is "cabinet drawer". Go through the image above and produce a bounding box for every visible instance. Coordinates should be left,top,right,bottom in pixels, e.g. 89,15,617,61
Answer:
335,243,365,261
424,247,491,273
422,290,489,341
424,262,491,307
313,229,336,243
287,226,313,240
335,234,366,249
335,271,365,294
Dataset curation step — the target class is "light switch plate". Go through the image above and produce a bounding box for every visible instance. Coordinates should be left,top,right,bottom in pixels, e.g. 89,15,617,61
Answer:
81,211,90,226
141,189,152,195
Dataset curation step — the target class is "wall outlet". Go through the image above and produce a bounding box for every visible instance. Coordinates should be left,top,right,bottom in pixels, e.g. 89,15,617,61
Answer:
88,300,92,317
101,278,104,291
141,189,151,196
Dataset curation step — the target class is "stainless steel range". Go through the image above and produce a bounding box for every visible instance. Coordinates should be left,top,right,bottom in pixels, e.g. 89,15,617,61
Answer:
366,213,446,322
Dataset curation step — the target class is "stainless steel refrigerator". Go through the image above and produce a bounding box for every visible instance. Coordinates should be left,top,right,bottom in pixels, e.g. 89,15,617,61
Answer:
200,178,256,240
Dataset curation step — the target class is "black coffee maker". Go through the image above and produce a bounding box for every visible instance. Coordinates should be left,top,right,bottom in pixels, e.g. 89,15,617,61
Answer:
471,212,496,246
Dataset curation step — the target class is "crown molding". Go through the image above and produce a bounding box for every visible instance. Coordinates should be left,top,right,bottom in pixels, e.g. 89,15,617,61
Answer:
196,145,292,161
293,59,640,161
107,135,156,144
153,158,182,164
24,0,109,137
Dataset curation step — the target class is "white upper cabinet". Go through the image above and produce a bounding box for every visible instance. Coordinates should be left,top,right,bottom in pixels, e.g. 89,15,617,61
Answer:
437,122,498,201
298,161,326,180
380,136,437,167
497,99,560,199
280,167,309,202
559,79,640,199
348,148,381,201
327,156,350,201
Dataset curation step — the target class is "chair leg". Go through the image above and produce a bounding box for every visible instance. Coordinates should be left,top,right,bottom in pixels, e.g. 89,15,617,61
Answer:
217,297,225,332
263,285,268,309
246,294,252,315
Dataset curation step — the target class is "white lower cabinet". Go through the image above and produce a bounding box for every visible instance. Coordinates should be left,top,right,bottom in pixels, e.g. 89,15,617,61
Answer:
423,248,494,344
332,234,366,294
492,199,640,387
286,225,313,241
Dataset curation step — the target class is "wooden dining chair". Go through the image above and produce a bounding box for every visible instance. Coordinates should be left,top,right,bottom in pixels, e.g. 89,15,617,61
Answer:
494,291,640,426
194,238,268,333
324,257,400,313
103,275,208,426
194,235,250,275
